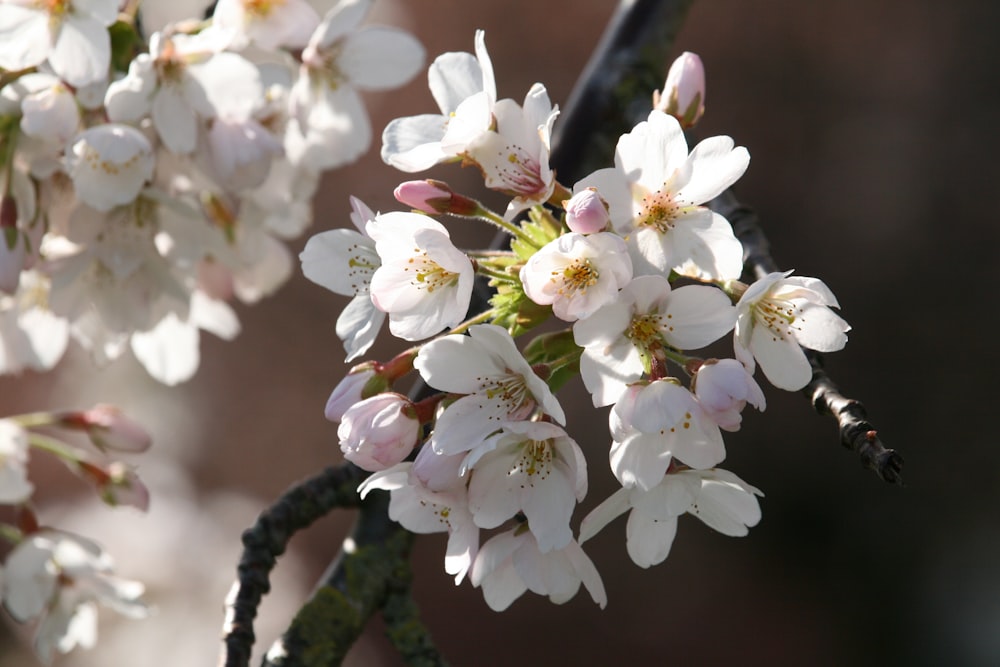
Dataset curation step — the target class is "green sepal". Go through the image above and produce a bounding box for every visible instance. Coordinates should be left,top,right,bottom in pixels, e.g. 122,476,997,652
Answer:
3,226,17,251
489,278,550,337
109,21,141,74
522,330,581,393
510,206,561,261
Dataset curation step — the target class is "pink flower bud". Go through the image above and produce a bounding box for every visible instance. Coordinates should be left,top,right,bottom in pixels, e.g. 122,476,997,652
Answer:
693,359,765,431
324,363,387,422
62,405,152,453
655,51,706,128
564,188,610,234
338,393,420,471
394,179,479,216
79,460,151,512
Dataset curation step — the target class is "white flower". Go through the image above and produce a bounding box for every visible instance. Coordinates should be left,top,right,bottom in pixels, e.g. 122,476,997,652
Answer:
2,531,147,663
580,468,762,568
575,110,749,280
0,418,33,503
465,421,587,553
693,358,765,431
290,0,424,169
573,274,736,406
66,124,155,212
464,82,558,218
414,324,565,456
17,73,80,145
300,196,384,361
359,461,479,584
519,231,633,322
734,270,850,390
104,33,246,155
0,0,118,87
0,270,70,375
470,528,606,611
381,29,496,171
609,380,725,491
366,211,473,341
212,0,321,50
338,393,420,471
129,290,241,385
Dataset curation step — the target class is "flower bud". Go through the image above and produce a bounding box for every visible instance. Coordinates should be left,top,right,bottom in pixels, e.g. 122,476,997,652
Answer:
563,188,610,234
59,405,152,453
654,51,706,128
79,460,151,512
693,359,765,431
338,393,420,471
394,179,480,216
324,363,388,422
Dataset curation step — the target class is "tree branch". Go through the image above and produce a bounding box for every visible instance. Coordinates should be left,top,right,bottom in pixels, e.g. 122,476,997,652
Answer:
711,190,905,484
219,464,365,667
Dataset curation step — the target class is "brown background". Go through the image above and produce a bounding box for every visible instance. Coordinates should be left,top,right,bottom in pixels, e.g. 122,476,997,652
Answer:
2,0,998,665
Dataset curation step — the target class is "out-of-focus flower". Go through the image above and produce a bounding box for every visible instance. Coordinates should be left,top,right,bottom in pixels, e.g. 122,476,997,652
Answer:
66,124,155,212
58,405,152,453
0,418,33,503
212,0,321,50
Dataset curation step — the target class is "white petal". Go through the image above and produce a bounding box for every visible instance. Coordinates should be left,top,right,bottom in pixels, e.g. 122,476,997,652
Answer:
152,85,198,154
380,114,449,171
49,14,110,87
339,27,424,91
131,314,200,385
337,294,383,362
660,284,736,349
749,328,812,391
626,509,678,568
791,302,850,352
428,51,481,114
310,0,370,49
579,487,631,543
300,228,375,296
675,136,750,205
0,6,51,71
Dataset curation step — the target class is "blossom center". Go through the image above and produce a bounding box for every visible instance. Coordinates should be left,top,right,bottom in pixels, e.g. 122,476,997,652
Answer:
479,374,534,421
511,439,554,482
244,0,287,19
753,297,800,341
553,258,598,297
637,187,687,233
491,144,545,196
404,250,459,293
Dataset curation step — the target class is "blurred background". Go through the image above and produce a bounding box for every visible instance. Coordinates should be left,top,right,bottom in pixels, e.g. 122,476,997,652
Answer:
2,0,998,664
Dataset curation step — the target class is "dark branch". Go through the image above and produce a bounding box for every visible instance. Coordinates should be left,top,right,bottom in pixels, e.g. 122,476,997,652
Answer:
219,464,365,667
711,190,905,484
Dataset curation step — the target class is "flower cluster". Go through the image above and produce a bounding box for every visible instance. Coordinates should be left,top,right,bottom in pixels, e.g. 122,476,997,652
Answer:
0,0,424,384
0,405,151,662
306,36,852,610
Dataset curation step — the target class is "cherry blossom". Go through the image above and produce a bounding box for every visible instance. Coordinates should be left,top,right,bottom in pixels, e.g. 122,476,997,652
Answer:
470,528,606,611
654,51,706,128
0,0,118,87
575,110,748,280
414,324,565,456
734,270,850,390
564,187,610,234
366,211,474,341
580,467,762,568
212,0,321,51
381,29,496,171
692,358,765,431
465,421,587,553
0,418,33,503
519,231,633,322
66,124,155,212
573,274,735,406
609,380,725,491
300,197,384,361
2,531,147,663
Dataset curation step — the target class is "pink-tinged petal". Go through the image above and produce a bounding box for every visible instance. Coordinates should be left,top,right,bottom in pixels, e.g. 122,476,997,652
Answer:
337,294,383,362
674,136,750,205
380,114,450,171
428,51,481,114
689,475,762,536
749,328,812,390
626,509,678,568
152,85,198,154
0,6,51,71
357,464,411,498
660,284,736,349
427,394,504,456
310,0,370,49
130,314,199,386
49,14,110,87
467,452,522,529
617,111,688,187
340,27,424,91
479,559,527,611
573,168,634,233
579,488,631,543
791,301,850,352
563,541,607,608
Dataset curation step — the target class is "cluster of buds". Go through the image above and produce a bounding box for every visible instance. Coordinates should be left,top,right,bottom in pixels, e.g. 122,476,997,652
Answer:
0,405,151,662
305,36,851,610
0,0,424,384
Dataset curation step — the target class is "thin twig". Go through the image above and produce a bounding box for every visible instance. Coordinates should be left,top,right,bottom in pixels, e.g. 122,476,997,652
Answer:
712,190,905,484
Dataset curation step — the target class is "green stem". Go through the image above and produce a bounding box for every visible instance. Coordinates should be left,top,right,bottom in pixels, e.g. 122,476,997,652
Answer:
475,264,518,283
0,523,24,545
446,308,498,336
477,209,536,248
